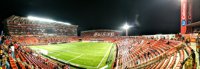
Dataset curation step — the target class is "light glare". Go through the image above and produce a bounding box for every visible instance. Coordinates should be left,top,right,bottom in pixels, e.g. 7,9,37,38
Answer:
122,23,132,30
28,16,55,22
57,21,71,25
27,16,71,25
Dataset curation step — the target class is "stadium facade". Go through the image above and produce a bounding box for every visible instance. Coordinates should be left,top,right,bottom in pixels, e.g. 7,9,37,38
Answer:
3,15,78,36
81,29,122,37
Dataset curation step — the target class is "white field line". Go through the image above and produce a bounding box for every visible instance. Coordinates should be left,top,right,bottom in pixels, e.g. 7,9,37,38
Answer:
68,54,83,62
97,44,113,68
100,65,108,69
49,55,97,68
47,53,96,68
69,62,97,68
62,50,82,54
49,50,81,55
54,54,61,56
48,52,97,68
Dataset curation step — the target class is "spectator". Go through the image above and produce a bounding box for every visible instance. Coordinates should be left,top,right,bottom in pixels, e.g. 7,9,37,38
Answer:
166,41,170,45
196,33,200,65
0,45,2,67
1,36,6,43
181,36,185,42
185,38,190,46
13,42,19,50
0,36,2,45
10,43,15,58
197,34,200,46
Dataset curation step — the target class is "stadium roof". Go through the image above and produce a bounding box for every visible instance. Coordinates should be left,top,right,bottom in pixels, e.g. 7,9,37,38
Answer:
27,16,71,25
187,21,200,27
7,15,76,26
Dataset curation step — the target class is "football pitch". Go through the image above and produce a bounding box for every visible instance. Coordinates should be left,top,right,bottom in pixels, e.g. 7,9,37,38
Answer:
29,42,115,69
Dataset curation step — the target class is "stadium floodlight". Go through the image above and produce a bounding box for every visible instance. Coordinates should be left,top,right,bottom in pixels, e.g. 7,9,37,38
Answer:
57,21,71,25
27,16,71,25
121,23,132,36
28,16,56,22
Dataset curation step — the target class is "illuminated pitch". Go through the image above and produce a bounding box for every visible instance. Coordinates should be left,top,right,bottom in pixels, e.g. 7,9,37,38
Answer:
29,42,116,69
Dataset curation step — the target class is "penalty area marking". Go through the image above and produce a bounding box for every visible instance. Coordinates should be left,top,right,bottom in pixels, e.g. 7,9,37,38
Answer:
48,50,82,55
67,54,83,62
96,43,113,68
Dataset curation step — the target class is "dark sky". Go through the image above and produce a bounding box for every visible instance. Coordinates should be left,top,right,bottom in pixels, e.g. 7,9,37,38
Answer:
0,0,200,35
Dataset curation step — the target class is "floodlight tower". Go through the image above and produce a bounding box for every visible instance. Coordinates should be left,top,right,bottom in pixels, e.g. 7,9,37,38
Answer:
122,23,132,36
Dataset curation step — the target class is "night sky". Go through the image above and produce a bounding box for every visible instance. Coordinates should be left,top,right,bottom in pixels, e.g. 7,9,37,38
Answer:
1,0,200,35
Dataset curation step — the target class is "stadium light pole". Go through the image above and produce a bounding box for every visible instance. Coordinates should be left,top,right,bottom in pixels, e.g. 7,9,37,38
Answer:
122,23,132,36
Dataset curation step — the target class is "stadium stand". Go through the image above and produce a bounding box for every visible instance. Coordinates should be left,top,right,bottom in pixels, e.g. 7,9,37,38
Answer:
115,36,195,69
5,15,78,36
0,36,70,69
0,34,196,69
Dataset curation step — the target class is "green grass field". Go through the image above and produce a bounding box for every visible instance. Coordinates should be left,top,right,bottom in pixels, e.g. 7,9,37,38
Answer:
29,42,115,69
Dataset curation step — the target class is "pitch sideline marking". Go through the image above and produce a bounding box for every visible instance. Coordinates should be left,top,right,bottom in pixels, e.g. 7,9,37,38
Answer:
96,43,113,68
49,50,82,55
62,50,82,55
68,62,97,68
68,54,84,62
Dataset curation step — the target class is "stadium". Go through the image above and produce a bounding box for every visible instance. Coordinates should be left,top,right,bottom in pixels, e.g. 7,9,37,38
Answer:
0,0,200,69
